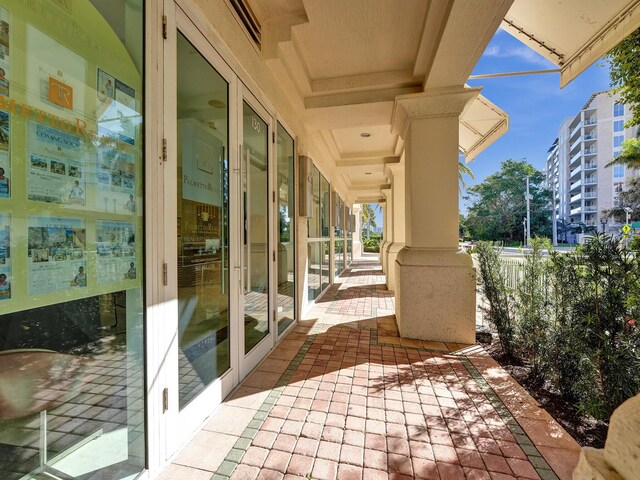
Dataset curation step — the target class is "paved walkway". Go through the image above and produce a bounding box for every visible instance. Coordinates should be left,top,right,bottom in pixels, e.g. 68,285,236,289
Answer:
161,257,580,480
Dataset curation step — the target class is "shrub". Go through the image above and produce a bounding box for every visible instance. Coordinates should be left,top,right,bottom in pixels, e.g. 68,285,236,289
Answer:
363,238,380,252
475,241,516,357
475,234,640,421
548,234,640,419
515,237,552,379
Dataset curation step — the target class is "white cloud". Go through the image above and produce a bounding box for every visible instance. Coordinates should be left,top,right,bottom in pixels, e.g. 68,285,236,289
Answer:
482,44,554,68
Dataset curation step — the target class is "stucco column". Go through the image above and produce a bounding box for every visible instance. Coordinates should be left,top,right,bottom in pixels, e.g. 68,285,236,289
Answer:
379,203,387,269
390,87,480,344
352,204,362,259
385,163,405,292
380,189,392,273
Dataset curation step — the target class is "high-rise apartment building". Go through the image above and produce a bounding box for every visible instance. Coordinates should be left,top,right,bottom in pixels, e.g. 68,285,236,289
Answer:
545,91,638,233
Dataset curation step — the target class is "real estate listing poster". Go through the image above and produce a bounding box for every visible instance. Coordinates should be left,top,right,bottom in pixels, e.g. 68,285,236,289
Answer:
0,214,10,300
96,142,136,213
97,67,137,146
0,6,10,98
96,220,137,285
26,25,86,119
28,217,87,295
0,109,9,198
27,121,88,206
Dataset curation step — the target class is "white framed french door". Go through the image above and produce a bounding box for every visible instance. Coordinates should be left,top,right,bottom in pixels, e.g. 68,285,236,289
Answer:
236,86,276,378
159,2,241,460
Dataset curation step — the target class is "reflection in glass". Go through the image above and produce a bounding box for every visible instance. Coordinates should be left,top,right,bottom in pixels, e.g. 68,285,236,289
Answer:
177,32,230,408
308,242,322,302
0,1,145,478
277,125,295,335
334,196,345,277
243,102,269,353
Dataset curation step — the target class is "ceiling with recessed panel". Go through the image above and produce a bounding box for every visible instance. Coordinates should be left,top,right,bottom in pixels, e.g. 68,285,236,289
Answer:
249,0,514,204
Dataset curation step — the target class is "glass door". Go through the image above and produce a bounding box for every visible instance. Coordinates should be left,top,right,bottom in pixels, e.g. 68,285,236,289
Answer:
239,95,274,377
163,13,238,454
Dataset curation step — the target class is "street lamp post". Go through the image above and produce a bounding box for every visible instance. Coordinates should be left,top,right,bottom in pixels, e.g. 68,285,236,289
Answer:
525,176,531,247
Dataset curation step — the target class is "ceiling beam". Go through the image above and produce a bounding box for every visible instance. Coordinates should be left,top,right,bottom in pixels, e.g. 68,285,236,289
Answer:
305,86,421,109
336,156,400,168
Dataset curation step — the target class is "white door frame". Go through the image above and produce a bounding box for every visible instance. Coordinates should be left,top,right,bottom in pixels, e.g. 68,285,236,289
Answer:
159,2,240,462
237,85,276,379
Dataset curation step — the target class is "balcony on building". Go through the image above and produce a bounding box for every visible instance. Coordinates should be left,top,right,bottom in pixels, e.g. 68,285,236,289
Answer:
584,147,597,155
569,164,582,179
571,206,583,215
570,179,583,192
584,176,597,185
584,117,597,126
569,136,582,153
584,161,597,170
584,132,597,141
584,205,598,213
584,190,597,199
570,149,583,166
570,192,582,204
569,120,582,139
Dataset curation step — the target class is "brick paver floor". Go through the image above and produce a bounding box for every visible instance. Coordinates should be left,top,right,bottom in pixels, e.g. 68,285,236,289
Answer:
163,255,581,480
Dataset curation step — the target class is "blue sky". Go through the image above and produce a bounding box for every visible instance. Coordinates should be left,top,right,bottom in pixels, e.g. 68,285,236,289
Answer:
371,27,612,225
460,28,611,212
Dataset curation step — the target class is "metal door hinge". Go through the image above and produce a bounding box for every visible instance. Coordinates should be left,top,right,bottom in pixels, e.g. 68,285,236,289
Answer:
162,15,168,39
273,251,276,262
162,263,168,286
272,132,276,143
162,138,168,162
272,191,276,203
162,388,169,412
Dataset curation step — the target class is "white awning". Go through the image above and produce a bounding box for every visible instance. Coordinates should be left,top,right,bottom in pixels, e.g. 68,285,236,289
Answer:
460,94,509,161
502,0,640,87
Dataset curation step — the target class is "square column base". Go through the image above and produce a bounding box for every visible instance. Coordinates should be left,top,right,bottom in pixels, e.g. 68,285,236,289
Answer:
395,247,475,344
385,242,405,292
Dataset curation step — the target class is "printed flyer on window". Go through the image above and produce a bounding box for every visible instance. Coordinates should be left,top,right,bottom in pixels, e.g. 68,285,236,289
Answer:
96,142,137,214
28,217,86,295
27,121,88,206
0,6,10,98
96,220,137,285
0,214,10,300
0,109,9,198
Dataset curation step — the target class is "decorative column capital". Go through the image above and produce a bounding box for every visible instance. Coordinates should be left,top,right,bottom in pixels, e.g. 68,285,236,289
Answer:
384,162,404,180
391,86,482,139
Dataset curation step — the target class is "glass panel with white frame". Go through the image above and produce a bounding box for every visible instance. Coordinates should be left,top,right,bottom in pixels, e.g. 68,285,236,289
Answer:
242,102,270,353
176,31,230,409
276,124,295,335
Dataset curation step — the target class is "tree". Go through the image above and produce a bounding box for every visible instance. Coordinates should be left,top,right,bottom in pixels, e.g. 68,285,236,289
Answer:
459,160,475,190
605,27,640,129
605,28,640,170
360,203,378,239
603,176,640,222
464,159,552,242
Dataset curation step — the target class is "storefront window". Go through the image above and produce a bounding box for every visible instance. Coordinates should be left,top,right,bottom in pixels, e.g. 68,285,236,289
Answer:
307,166,330,303
276,124,295,335
0,1,145,478
334,196,344,278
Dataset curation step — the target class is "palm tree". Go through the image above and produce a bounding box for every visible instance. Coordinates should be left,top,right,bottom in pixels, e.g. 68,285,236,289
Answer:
360,203,378,240
459,160,475,190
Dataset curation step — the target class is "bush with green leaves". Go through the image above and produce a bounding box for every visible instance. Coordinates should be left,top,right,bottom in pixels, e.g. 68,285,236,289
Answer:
475,241,516,357
515,237,552,379
475,234,640,421
363,238,380,252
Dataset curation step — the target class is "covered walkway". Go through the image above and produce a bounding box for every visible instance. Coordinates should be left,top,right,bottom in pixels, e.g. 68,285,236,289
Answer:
161,258,580,480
